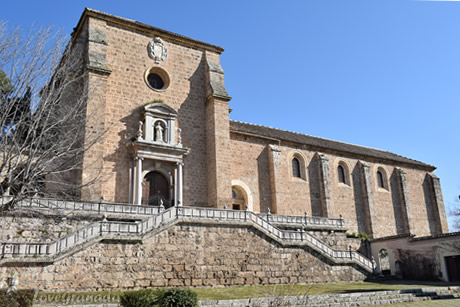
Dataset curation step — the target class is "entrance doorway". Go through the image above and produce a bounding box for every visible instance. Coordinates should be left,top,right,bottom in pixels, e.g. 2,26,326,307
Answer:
142,171,171,207
232,188,245,210
445,255,460,282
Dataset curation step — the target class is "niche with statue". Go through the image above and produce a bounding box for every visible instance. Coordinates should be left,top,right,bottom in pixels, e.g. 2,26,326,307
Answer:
137,102,182,147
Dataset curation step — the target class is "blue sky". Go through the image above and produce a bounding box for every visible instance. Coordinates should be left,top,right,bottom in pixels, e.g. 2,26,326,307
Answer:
1,0,459,230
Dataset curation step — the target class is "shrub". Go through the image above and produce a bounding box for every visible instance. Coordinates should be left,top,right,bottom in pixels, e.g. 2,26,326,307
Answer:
346,232,357,238
346,232,369,239
157,288,198,307
119,289,159,307
0,289,35,307
358,232,369,239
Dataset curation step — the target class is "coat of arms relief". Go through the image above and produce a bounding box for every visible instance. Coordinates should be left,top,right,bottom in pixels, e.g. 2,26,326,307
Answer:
148,36,168,64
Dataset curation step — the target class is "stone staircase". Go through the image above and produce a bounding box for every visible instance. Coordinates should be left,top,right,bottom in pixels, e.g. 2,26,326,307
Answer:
200,286,460,306
0,199,374,272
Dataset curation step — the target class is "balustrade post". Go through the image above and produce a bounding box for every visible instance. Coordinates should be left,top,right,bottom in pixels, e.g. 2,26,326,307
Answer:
372,256,376,272
349,245,353,259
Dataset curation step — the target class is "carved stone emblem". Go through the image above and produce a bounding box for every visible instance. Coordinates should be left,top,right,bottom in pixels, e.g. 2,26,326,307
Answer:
147,37,168,63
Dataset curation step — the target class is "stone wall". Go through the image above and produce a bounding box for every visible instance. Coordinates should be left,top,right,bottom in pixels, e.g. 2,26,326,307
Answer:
306,230,362,252
1,222,367,292
104,20,216,207
229,130,446,239
68,10,447,242
73,13,226,207
371,233,460,282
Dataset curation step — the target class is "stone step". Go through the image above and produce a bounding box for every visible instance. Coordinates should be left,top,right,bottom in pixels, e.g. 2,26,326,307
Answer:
199,287,460,307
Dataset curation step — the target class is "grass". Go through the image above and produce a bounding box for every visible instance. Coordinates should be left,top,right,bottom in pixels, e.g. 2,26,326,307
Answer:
32,280,458,303
193,281,443,300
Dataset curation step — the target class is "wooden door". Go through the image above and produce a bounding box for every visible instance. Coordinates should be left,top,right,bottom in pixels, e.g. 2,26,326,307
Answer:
142,171,169,206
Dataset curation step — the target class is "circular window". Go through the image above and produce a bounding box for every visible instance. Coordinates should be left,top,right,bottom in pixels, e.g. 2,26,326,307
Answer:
144,67,170,91
147,73,164,89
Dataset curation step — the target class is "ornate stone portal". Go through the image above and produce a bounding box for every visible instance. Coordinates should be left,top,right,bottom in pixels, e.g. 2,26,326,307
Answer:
129,102,188,207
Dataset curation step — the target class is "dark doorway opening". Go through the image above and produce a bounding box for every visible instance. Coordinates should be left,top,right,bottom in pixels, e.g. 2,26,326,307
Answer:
445,255,460,282
142,171,172,208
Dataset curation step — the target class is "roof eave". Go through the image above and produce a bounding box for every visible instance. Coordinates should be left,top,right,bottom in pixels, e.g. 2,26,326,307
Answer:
71,8,225,54
229,120,436,172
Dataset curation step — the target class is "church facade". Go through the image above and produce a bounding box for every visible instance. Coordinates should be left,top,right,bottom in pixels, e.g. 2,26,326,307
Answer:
76,9,447,239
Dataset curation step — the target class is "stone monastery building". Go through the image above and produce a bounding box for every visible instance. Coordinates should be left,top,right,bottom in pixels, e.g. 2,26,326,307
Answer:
75,9,447,238
1,9,459,291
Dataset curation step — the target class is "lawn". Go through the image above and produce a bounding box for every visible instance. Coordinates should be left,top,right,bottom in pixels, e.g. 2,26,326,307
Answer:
194,281,445,300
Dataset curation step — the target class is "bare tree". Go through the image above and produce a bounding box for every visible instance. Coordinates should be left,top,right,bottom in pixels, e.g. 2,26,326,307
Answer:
450,195,460,231
0,22,103,210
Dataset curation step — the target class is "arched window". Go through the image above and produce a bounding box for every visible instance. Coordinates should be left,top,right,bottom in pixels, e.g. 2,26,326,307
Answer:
338,165,346,184
336,160,351,186
292,157,301,178
377,170,385,188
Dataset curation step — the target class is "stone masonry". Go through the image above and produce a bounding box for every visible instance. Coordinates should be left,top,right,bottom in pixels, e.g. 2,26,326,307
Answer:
63,9,449,240
0,8,453,292
0,220,367,291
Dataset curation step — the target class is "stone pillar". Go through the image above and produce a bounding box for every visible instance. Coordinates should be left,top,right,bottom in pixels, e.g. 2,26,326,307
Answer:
428,173,449,234
80,17,111,201
169,172,174,204
205,51,232,208
128,158,134,204
317,153,334,218
268,144,282,214
174,167,178,207
136,157,143,206
359,161,377,238
396,168,413,234
177,162,183,206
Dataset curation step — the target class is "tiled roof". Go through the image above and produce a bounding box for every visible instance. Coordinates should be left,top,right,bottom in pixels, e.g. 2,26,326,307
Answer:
230,120,435,170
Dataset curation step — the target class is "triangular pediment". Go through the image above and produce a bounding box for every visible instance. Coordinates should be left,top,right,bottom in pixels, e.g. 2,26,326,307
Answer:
144,102,177,117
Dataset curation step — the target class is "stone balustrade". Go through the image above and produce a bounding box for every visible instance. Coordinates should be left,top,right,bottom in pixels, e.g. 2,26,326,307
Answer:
0,203,373,272
258,213,345,230
1,196,160,216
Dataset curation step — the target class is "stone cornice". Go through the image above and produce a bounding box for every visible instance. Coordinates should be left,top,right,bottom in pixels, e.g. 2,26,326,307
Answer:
86,65,112,75
129,140,189,162
72,8,225,54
